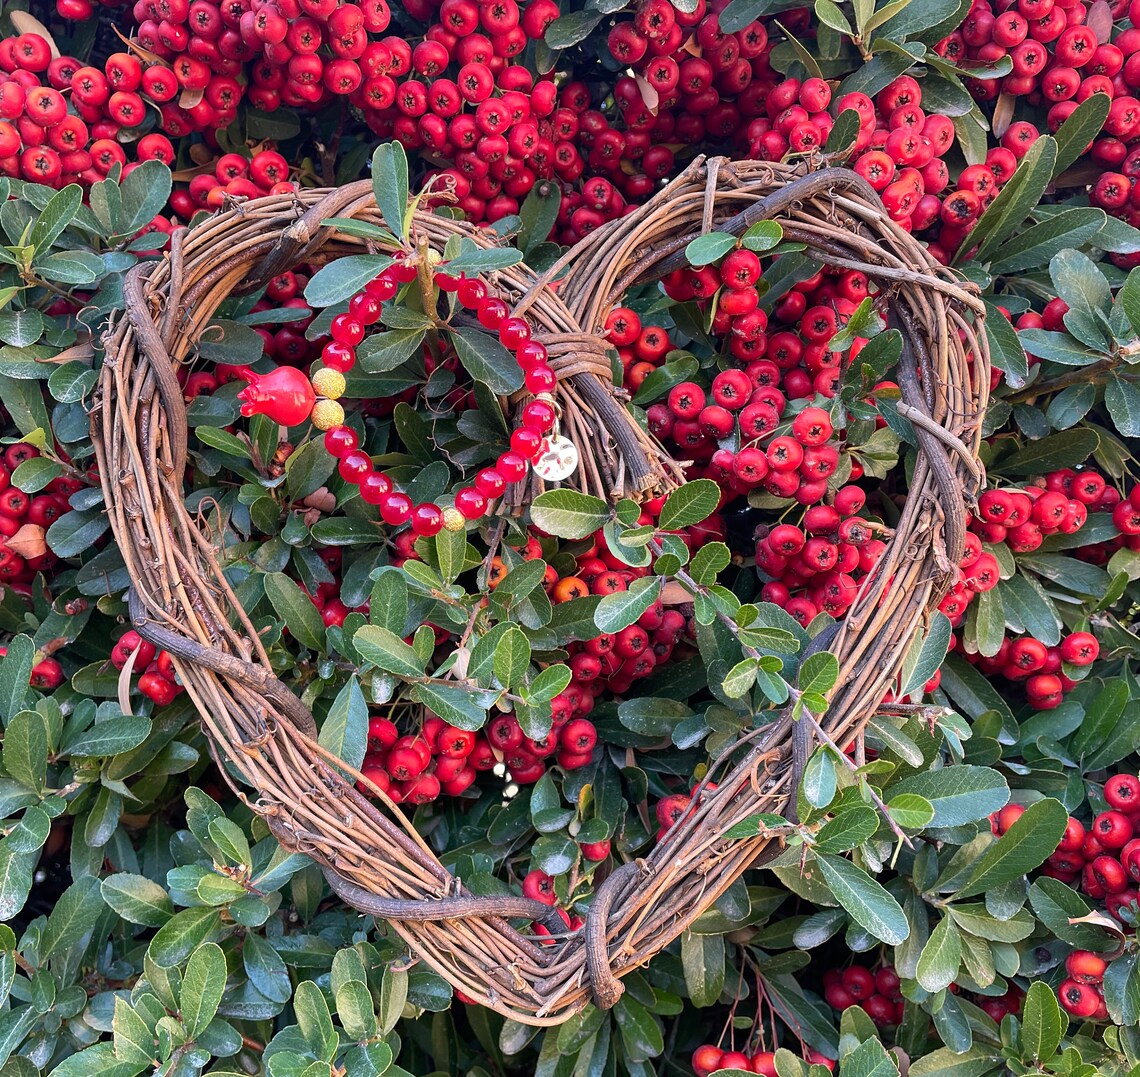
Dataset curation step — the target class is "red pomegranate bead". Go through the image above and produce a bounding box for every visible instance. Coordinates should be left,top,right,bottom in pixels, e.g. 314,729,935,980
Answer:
235,366,315,426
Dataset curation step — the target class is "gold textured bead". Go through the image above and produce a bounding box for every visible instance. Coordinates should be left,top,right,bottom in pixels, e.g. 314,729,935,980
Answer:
311,367,346,400
442,507,466,532
310,399,345,431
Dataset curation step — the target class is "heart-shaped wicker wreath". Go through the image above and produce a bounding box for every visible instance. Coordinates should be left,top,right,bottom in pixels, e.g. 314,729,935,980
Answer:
93,157,988,1026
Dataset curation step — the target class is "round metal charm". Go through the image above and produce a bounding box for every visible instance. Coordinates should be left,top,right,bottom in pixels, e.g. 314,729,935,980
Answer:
532,435,580,482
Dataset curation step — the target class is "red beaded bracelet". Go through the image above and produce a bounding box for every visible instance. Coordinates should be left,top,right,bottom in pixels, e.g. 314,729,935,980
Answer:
236,261,560,537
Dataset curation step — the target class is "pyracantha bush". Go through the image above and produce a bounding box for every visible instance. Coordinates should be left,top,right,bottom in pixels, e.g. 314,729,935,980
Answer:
2,1,1140,1077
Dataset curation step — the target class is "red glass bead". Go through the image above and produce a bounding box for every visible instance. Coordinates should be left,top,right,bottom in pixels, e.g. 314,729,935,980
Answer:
322,341,356,372
510,427,543,459
380,491,413,525
410,503,444,536
499,317,531,350
330,314,365,346
349,291,383,325
435,272,461,292
457,278,487,308
516,340,548,370
338,449,373,483
360,471,392,505
474,468,506,497
522,400,556,432
324,426,358,458
525,365,557,394
455,486,488,519
477,297,509,329
496,451,527,483
366,273,398,300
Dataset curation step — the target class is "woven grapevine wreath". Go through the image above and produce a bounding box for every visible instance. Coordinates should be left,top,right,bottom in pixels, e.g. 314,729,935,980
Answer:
92,157,989,1026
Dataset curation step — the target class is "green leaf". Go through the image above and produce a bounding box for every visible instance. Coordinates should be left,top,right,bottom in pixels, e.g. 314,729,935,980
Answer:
2,710,46,790
887,766,1008,827
996,427,1099,476
452,326,525,394
798,651,839,696
887,793,934,829
0,635,32,722
815,854,909,944
953,798,1068,899
900,611,952,697
544,9,605,49
294,978,338,1060
659,478,721,531
908,1047,995,1077
813,805,878,853
40,876,102,957
530,489,611,539
493,624,531,690
320,676,368,772
967,137,1058,264
112,996,154,1066
722,658,759,699
838,1037,899,1077
802,748,837,809
987,208,1107,275
264,572,326,652
916,914,961,992
182,942,227,1039
101,873,174,928
682,931,724,1007
1020,980,1063,1063
983,304,1028,382
1053,93,1111,177
353,625,426,678
412,682,487,731
824,109,862,157
371,142,408,241
305,255,395,308
67,716,151,758
684,232,737,267
741,220,784,252
147,907,221,968
444,246,523,275
120,160,173,236
29,184,81,254
518,182,560,255
1106,375,1140,437
356,327,425,373
595,577,661,634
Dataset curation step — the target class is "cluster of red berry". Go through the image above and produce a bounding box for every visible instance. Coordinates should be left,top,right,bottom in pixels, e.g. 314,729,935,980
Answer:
0,443,81,593
355,705,598,804
691,1043,835,1075
822,964,904,1028
946,0,1140,240
109,628,186,706
748,75,1002,261
1034,775,1140,916
555,514,711,696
